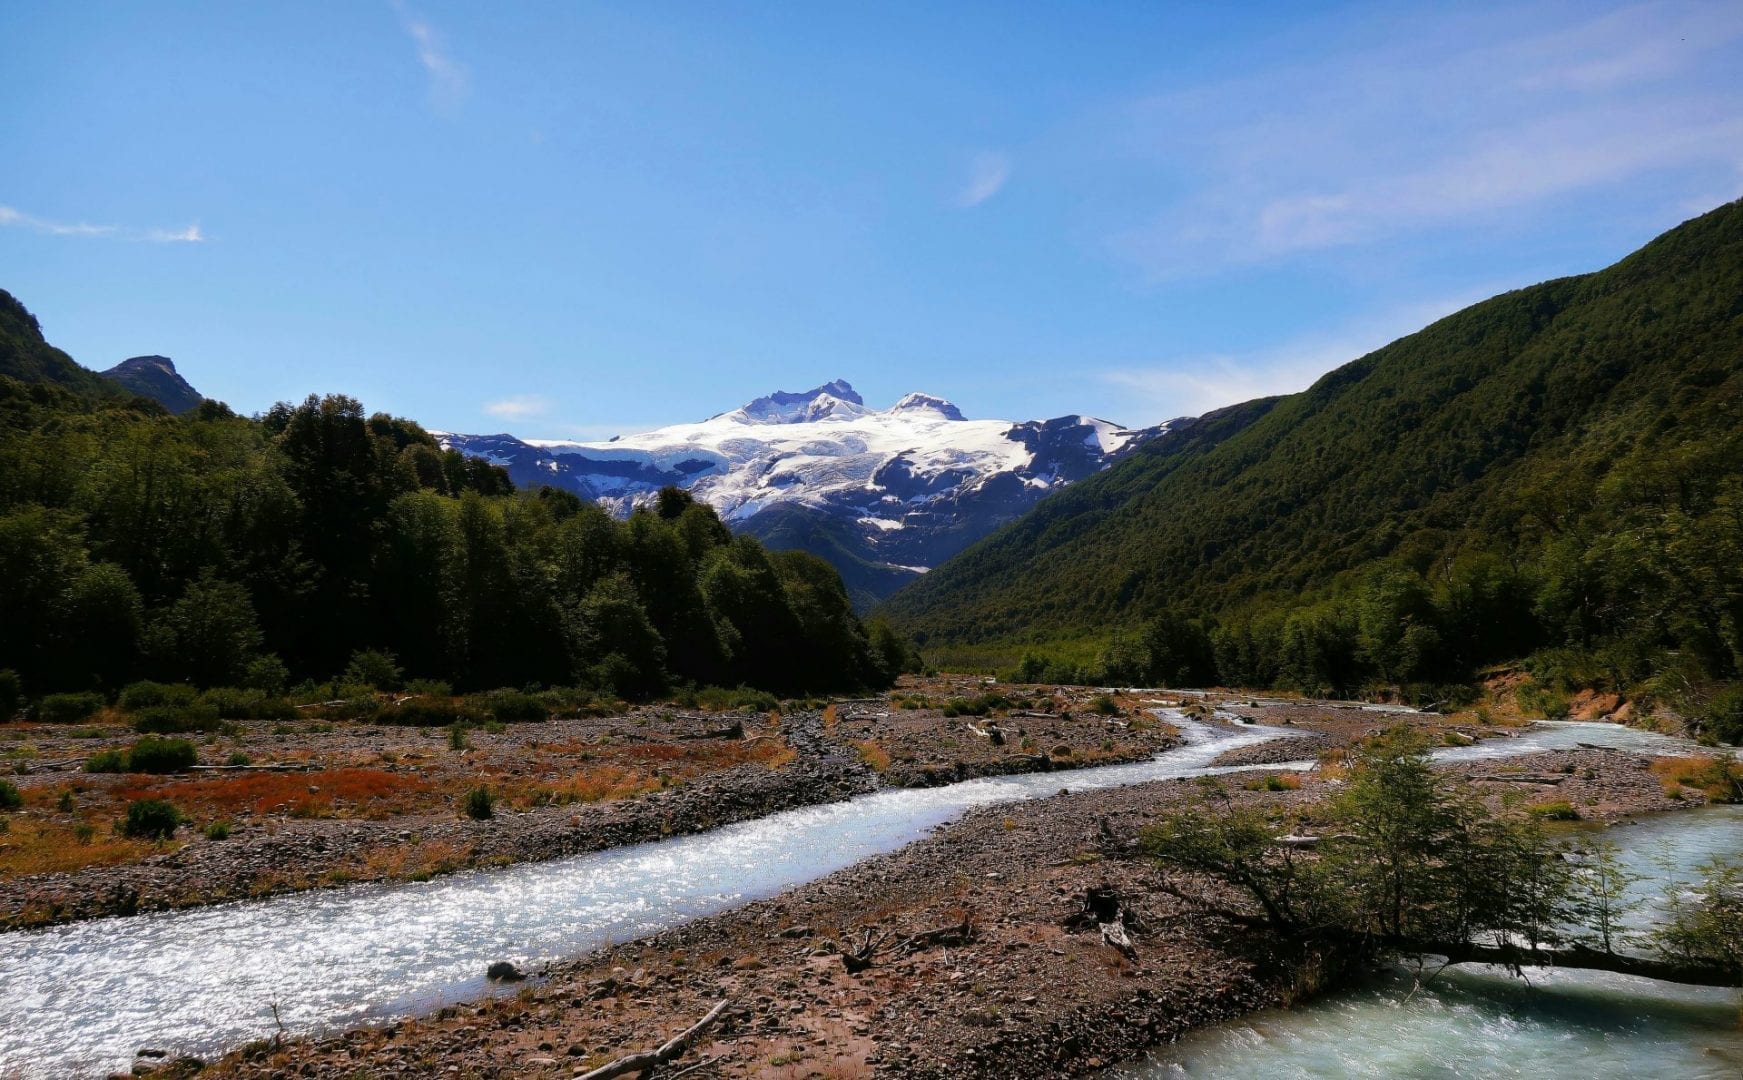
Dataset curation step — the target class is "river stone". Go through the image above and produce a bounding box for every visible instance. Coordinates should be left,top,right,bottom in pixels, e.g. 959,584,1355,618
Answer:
486,961,525,982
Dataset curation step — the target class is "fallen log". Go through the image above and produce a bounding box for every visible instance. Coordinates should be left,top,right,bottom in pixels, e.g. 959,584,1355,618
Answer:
18,757,85,774
1470,774,1566,785
676,719,745,740
1387,938,1741,988
574,998,734,1080
899,915,975,953
189,763,319,773
839,928,890,974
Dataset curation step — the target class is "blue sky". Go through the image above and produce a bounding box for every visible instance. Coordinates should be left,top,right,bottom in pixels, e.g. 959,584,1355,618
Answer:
4,1,1742,437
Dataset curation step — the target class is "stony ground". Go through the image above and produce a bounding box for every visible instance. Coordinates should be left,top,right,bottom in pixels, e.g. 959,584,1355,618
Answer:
166,695,1720,1080
0,682,1182,929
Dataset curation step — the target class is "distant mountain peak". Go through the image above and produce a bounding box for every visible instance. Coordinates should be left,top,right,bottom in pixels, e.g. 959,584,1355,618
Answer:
101,354,202,414
887,392,965,420
730,379,869,424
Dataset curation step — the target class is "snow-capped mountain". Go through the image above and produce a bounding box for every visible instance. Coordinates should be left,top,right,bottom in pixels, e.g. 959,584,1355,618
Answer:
436,381,1176,608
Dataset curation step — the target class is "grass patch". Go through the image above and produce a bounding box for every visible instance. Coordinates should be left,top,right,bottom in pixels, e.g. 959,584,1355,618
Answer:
1650,756,1743,803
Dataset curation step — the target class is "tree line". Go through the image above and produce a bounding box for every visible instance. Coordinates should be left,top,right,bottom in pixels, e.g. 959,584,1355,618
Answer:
0,378,915,704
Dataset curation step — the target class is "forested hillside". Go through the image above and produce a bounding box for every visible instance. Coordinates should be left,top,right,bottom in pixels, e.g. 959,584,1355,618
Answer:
885,201,1743,736
0,291,904,703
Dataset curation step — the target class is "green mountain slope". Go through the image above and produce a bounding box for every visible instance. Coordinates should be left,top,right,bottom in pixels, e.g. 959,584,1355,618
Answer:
0,290,123,398
884,201,1743,714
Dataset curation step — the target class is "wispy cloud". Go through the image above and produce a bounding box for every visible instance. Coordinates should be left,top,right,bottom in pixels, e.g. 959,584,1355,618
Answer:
483,395,551,421
1099,290,1495,419
1109,1,1743,277
956,151,1012,208
391,0,469,111
0,205,203,243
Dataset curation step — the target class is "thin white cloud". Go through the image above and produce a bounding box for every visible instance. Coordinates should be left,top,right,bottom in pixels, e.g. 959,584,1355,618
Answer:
1109,0,1743,277
1099,291,1495,419
391,0,469,110
956,151,1012,208
0,205,204,243
483,395,551,421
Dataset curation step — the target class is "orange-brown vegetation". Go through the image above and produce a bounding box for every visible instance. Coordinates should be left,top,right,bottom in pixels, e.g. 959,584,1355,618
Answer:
1650,756,1743,803
118,768,431,820
0,816,172,877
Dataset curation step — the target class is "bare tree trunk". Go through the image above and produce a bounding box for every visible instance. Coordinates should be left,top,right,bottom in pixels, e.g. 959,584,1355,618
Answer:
574,998,734,1080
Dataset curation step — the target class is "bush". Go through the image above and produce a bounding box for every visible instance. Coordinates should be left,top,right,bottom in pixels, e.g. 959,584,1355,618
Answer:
131,702,222,734
1087,693,1120,716
462,785,494,819
1701,685,1743,746
448,722,469,751
693,686,779,713
378,696,474,727
122,798,182,839
466,689,548,724
342,649,404,691
0,778,21,811
0,669,21,720
119,681,198,711
404,678,453,697
38,692,104,724
241,654,290,695
226,751,252,766
1527,800,1580,820
127,737,198,774
85,749,128,773
203,819,231,840
199,686,295,721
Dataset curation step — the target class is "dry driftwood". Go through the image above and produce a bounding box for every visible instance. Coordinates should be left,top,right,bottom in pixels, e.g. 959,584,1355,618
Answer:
677,719,745,741
574,998,733,1080
17,757,85,774
840,928,890,974
1063,886,1144,963
1471,773,1567,785
189,762,319,773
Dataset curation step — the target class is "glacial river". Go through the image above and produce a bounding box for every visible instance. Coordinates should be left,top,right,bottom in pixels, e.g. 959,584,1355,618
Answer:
0,713,1732,1077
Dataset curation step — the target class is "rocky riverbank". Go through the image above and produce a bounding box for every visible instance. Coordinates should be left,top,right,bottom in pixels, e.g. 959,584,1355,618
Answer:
182,701,1724,1080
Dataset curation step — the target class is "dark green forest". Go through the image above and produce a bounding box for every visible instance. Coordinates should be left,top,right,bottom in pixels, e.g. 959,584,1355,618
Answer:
0,290,910,705
884,201,1743,739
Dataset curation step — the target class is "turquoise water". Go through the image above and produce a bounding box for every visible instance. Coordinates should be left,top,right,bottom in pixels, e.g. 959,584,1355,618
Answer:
1120,805,1743,1079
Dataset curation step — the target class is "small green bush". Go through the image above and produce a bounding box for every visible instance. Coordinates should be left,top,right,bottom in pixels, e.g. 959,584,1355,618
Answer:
466,689,548,724
342,649,404,691
127,737,198,774
38,692,104,724
379,696,472,727
199,687,296,721
85,749,128,773
1087,693,1120,716
119,681,198,711
1702,685,1743,746
404,678,453,697
132,702,222,734
226,751,252,766
0,669,21,720
241,654,290,695
1527,800,1580,821
56,788,75,811
0,778,21,811
693,685,780,713
448,722,469,751
122,798,182,839
462,785,494,820
203,819,231,840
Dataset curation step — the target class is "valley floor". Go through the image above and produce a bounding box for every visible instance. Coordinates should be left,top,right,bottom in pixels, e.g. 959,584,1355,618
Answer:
174,694,1720,1080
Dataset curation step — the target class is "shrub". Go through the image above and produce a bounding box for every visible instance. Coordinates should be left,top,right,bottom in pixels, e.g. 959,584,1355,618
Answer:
404,678,453,697
127,737,198,774
466,689,548,724
0,778,21,811
73,822,96,844
694,686,779,713
1701,685,1743,746
378,696,470,727
462,786,494,819
203,819,231,840
448,722,469,751
1527,800,1580,821
131,702,222,734
1517,682,1570,721
241,654,290,695
342,649,404,691
0,669,21,720
122,798,182,839
85,749,128,773
119,681,198,711
1087,693,1120,716
38,692,104,724
226,751,252,766
199,687,296,721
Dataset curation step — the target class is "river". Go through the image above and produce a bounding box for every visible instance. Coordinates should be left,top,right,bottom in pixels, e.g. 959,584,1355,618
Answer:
0,712,1731,1076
